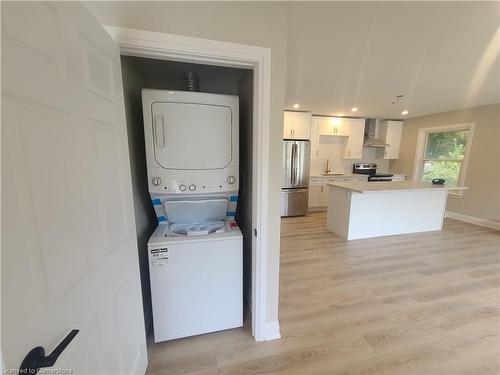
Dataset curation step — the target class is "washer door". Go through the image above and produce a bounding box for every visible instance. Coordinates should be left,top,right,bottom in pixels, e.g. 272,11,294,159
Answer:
152,102,232,170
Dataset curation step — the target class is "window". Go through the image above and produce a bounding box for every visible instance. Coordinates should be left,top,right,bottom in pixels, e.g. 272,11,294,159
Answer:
413,123,474,196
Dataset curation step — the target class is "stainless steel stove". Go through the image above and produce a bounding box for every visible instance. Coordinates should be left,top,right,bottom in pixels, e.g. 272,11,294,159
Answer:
352,163,394,182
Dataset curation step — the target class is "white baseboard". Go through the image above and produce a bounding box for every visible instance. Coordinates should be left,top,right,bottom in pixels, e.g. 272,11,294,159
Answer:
445,211,500,231
263,320,281,341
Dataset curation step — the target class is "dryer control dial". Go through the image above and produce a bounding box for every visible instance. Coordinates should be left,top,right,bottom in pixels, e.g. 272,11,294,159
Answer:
152,177,161,186
179,184,187,192
227,176,236,184
189,184,196,191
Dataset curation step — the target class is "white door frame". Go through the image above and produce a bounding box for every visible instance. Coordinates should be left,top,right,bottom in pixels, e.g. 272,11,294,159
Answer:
103,26,274,341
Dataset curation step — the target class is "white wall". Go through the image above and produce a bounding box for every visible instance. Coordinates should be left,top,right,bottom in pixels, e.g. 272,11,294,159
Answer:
310,140,389,175
391,103,500,222
84,1,288,327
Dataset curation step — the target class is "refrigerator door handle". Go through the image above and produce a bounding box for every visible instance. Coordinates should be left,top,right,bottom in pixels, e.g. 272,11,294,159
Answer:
291,143,298,186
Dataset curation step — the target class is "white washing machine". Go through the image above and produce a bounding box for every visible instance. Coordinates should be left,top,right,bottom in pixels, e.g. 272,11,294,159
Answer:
148,200,242,342
142,89,243,342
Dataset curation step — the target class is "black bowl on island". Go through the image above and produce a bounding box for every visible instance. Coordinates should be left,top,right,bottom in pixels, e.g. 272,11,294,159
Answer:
432,178,446,185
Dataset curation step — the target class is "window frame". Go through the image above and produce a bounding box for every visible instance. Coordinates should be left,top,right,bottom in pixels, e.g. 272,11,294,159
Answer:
412,123,475,198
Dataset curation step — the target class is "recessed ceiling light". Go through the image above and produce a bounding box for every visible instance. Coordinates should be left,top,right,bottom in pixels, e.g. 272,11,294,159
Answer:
351,107,358,112
293,103,300,109
402,110,409,115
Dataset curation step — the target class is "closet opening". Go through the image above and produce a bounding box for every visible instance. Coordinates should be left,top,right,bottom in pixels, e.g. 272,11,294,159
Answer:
120,55,254,341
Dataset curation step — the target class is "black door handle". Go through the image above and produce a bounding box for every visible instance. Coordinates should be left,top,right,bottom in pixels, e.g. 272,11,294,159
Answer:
20,329,79,374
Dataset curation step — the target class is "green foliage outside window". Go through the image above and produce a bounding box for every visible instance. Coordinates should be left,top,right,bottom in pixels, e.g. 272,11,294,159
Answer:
421,130,469,186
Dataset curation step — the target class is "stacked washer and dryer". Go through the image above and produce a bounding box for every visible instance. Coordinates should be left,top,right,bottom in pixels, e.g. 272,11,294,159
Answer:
142,89,243,343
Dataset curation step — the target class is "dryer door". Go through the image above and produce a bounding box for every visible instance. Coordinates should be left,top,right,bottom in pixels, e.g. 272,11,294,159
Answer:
152,102,233,170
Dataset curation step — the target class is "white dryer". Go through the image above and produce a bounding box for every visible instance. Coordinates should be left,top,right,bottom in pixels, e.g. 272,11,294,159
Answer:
142,90,243,343
142,89,239,198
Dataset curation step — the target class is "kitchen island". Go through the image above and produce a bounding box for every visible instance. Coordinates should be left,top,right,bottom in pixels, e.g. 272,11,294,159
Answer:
326,181,467,240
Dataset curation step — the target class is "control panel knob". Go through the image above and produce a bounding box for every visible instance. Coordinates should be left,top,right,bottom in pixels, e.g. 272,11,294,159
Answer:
179,184,186,192
152,177,161,186
189,184,196,191
227,176,236,184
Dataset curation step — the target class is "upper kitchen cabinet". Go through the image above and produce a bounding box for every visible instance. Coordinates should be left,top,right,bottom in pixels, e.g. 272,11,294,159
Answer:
316,116,350,137
310,116,365,159
343,118,365,159
376,120,403,159
283,111,311,139
310,116,320,158
310,116,348,159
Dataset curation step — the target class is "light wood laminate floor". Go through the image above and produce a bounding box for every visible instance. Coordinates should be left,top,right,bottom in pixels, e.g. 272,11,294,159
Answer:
147,212,500,374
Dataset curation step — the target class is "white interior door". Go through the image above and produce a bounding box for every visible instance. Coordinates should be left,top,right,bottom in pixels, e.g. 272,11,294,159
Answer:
1,2,147,374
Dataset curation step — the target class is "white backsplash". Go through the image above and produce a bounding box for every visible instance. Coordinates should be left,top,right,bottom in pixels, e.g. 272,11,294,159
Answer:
310,139,389,175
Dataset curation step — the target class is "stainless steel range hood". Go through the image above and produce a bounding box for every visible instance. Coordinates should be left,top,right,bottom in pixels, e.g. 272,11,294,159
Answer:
363,118,390,148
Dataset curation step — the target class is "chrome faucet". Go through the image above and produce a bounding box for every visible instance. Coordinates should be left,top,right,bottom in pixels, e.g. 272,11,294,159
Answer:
324,159,331,174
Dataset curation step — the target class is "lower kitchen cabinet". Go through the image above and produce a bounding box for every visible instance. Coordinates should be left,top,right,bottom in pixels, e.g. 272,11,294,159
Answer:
392,175,406,181
308,176,369,211
308,184,323,208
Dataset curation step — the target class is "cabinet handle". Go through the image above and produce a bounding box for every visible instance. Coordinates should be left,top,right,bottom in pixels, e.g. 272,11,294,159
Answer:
321,186,323,192
348,150,351,157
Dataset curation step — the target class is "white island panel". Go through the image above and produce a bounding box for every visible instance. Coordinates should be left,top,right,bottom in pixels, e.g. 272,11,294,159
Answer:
326,182,458,240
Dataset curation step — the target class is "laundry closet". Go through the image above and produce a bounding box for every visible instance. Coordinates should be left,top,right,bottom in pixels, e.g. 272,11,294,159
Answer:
120,56,254,340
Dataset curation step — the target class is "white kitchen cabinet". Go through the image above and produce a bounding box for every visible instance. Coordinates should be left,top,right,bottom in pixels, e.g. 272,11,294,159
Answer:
392,175,406,181
293,112,311,139
308,175,369,210
283,111,311,139
311,116,364,159
315,116,350,137
308,177,324,209
353,176,369,182
308,185,323,208
321,177,351,206
377,120,403,159
283,111,293,139
343,118,365,159
310,117,320,158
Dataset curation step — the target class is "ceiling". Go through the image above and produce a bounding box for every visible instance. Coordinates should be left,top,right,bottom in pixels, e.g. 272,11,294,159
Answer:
285,2,500,119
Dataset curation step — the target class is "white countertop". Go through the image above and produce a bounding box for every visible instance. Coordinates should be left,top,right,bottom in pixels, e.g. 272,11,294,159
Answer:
327,180,468,193
310,173,407,178
310,173,365,178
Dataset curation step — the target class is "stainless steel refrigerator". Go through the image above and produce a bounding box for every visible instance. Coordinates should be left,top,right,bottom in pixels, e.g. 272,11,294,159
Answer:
281,140,311,217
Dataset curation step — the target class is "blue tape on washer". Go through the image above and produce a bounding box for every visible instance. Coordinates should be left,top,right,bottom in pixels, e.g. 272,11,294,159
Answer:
230,195,238,202
152,198,162,205
226,211,236,217
157,215,167,223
